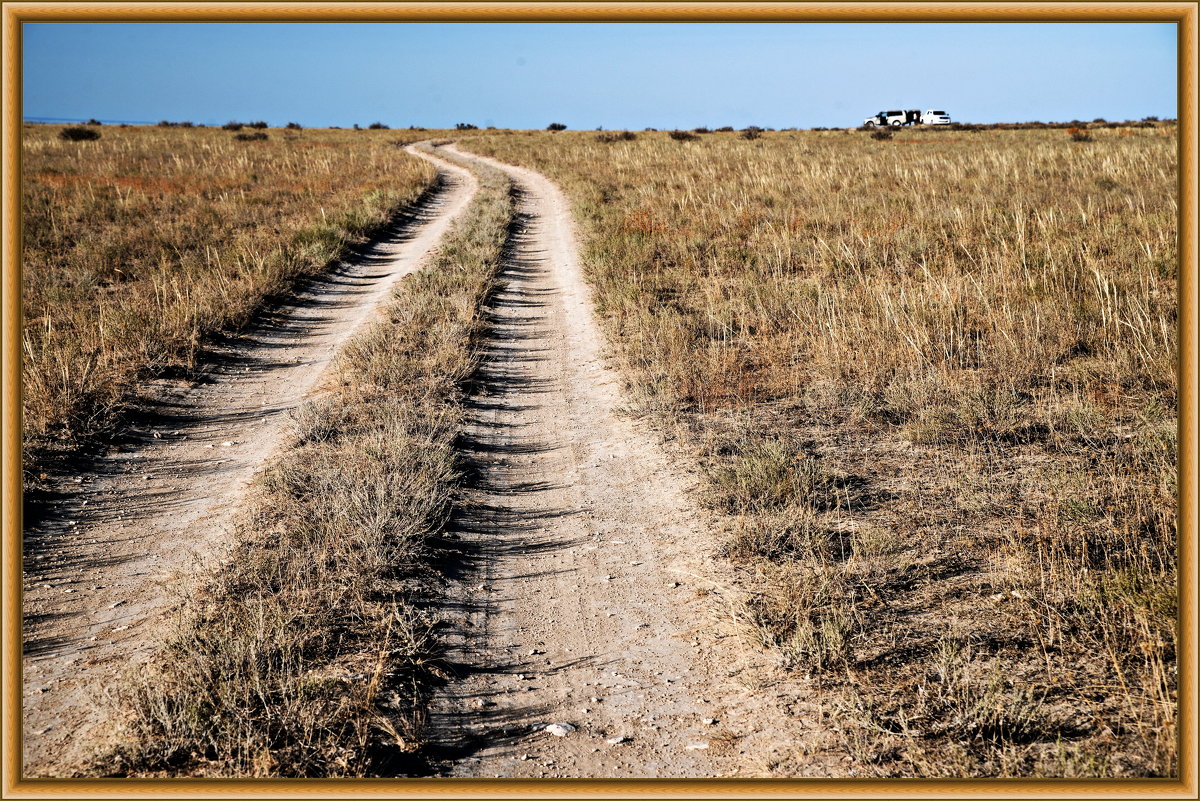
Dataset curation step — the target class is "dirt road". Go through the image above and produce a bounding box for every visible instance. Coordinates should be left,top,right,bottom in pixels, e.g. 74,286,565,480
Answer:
21,148,478,776
426,145,821,779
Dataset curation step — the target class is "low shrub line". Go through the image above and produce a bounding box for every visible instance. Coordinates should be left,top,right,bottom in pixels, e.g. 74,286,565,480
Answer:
96,147,514,777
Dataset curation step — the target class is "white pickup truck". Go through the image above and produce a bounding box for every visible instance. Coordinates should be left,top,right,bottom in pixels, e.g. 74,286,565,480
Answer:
863,109,952,127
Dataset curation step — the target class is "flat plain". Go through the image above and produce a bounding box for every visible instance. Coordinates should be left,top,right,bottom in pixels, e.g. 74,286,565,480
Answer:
20,122,1179,779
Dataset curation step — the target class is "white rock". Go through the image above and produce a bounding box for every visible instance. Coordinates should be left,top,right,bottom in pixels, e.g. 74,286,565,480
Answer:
685,742,709,750
606,736,630,744
544,722,576,737
702,718,717,725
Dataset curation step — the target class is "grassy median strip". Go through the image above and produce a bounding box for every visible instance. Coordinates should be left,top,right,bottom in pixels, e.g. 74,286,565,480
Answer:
22,125,437,483
96,148,512,777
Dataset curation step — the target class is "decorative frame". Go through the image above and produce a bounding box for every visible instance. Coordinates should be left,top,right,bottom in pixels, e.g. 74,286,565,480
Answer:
1,3,1195,798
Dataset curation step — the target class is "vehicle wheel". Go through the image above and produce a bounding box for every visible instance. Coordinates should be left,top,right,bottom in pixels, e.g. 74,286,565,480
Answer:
864,121,876,128
890,120,902,128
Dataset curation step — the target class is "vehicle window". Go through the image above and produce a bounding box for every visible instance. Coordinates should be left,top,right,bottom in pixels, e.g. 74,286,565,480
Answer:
930,111,946,115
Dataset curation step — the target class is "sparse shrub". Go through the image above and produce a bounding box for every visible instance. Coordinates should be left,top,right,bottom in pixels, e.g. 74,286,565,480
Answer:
668,130,699,141
693,127,710,134
247,121,268,129
285,122,302,130
455,122,478,130
156,120,174,127
716,126,734,132
367,122,389,130
84,118,102,126
547,122,568,131
596,131,637,143
1068,126,1093,142
222,121,244,131
741,126,763,140
233,132,268,141
178,121,195,128
870,128,894,141
58,126,100,141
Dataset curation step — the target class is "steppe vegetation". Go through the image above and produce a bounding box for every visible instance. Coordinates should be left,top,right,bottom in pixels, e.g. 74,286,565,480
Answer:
22,124,436,481
463,123,1179,777
99,150,514,777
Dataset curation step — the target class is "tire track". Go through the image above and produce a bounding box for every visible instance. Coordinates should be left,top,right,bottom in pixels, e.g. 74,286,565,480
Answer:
21,147,477,776
426,144,816,778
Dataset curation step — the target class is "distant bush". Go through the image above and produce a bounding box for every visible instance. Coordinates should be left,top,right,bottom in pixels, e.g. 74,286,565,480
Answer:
547,122,568,131
84,118,102,126
455,122,478,130
367,122,389,130
596,131,637,143
59,126,101,141
668,130,699,141
222,121,244,131
1143,115,1159,122
715,126,734,132
178,121,195,128
247,121,269,129
870,128,894,141
693,127,710,134
157,120,173,127
234,132,269,142
1068,127,1093,142
285,122,302,130
741,126,763,140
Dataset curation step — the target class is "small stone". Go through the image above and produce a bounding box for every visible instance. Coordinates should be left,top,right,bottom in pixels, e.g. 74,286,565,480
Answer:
109,601,125,608
685,742,709,750
143,475,152,480
543,722,576,737
702,718,717,725
221,441,234,447
590,696,600,703
606,736,630,744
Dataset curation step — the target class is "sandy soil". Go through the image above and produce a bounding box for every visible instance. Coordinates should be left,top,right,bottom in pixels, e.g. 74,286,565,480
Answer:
426,145,828,779
20,148,478,777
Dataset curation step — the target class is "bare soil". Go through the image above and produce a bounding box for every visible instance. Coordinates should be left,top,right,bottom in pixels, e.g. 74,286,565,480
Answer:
21,148,478,777
425,146,828,778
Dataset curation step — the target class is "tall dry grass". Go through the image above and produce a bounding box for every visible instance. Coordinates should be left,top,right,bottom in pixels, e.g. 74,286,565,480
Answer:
21,124,436,479
462,125,1179,777
97,148,514,777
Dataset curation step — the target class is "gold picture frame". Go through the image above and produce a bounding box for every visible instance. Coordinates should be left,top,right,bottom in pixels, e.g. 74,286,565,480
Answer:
2,3,1195,798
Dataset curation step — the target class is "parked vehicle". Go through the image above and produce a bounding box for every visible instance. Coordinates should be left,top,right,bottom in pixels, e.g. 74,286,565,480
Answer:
862,109,952,127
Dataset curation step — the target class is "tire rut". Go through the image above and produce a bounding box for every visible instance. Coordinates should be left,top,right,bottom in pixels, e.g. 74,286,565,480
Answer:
425,145,793,779
20,147,478,776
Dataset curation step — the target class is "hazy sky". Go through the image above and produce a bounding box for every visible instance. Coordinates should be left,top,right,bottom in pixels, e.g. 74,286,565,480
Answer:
24,22,1177,129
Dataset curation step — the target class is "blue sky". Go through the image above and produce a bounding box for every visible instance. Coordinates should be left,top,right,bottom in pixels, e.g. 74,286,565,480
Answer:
23,23,1177,129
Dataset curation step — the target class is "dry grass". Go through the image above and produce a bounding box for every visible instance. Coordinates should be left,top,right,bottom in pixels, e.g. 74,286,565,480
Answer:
462,125,1179,777
94,148,514,777
21,124,437,480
